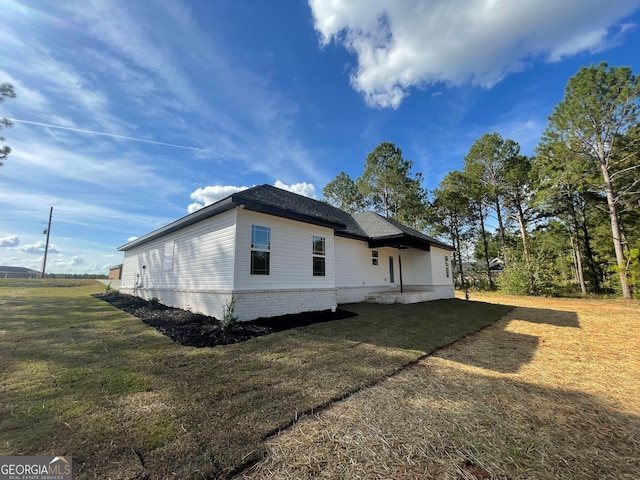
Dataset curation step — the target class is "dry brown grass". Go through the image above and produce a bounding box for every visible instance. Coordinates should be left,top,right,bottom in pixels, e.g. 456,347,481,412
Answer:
239,293,640,480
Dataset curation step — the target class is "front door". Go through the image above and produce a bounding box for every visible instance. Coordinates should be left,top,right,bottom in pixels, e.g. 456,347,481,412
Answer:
389,256,395,283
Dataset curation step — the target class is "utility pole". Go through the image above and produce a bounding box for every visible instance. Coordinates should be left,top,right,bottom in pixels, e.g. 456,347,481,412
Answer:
41,206,53,279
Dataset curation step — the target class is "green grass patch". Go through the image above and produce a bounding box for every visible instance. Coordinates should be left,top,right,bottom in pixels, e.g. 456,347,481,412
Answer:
0,279,509,478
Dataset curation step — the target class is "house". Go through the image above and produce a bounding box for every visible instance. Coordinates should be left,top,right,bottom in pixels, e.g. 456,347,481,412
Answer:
108,264,123,280
118,184,454,321
489,257,505,271
0,266,40,278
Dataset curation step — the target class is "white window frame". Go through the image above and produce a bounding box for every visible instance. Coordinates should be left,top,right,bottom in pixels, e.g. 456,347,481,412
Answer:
312,235,326,277
251,225,271,275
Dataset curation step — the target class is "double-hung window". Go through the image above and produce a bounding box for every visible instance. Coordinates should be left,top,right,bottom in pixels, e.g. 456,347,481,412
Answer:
251,225,271,275
312,236,326,276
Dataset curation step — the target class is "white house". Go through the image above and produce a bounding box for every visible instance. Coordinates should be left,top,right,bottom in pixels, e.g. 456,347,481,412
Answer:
118,184,454,321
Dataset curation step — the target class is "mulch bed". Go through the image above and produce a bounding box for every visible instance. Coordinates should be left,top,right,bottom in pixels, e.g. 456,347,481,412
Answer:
94,292,357,348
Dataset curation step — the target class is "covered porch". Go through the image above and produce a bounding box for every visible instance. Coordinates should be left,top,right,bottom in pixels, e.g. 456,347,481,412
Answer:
365,284,455,304
364,286,443,304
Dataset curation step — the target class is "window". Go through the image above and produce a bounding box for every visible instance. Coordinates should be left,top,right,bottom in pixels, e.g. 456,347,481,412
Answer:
445,256,450,278
163,241,175,271
313,236,325,276
251,225,271,275
372,250,379,265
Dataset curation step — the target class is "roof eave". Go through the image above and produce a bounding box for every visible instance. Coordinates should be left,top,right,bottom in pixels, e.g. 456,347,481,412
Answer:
368,234,431,251
118,197,237,251
118,193,348,252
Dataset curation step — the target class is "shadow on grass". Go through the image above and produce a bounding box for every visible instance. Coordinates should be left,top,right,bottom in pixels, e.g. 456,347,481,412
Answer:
314,300,579,375
445,329,541,374
507,306,580,328
435,303,579,374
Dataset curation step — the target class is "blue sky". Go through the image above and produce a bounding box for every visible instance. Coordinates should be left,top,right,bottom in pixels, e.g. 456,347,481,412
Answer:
1,0,639,274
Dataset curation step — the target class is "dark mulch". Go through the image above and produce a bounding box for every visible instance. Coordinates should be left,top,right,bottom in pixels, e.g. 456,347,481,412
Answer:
94,292,357,348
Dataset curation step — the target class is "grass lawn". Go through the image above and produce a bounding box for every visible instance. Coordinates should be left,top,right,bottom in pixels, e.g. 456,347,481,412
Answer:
242,292,640,480
0,279,508,479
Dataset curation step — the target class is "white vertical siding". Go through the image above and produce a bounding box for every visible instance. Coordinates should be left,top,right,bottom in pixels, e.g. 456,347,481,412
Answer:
234,210,335,290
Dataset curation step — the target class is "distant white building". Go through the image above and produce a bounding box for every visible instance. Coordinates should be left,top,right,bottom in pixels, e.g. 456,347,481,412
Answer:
118,185,454,321
0,266,40,278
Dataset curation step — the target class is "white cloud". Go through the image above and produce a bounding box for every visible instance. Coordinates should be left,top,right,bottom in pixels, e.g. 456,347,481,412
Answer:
186,182,317,213
187,203,204,214
0,235,20,247
274,180,317,198
0,69,48,111
547,22,636,62
188,185,251,213
309,0,640,108
19,242,61,254
8,134,183,191
489,118,546,156
127,236,139,242
65,0,202,112
47,255,89,273
0,256,20,264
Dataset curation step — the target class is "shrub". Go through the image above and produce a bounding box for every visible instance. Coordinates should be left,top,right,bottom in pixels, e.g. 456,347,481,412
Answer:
498,263,531,295
221,298,238,332
148,297,161,309
498,260,557,296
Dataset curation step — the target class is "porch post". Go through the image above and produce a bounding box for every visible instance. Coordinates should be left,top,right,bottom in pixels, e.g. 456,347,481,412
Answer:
398,246,404,293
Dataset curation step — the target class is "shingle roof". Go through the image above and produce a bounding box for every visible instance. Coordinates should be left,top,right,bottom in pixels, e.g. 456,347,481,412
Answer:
233,185,369,238
353,212,453,251
0,266,40,274
352,211,402,237
119,184,453,251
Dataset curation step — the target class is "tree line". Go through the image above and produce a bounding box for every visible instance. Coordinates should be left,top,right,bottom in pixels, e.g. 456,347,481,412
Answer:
323,63,640,299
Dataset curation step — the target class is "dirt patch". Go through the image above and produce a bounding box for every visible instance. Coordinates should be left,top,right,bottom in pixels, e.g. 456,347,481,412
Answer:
94,292,357,347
